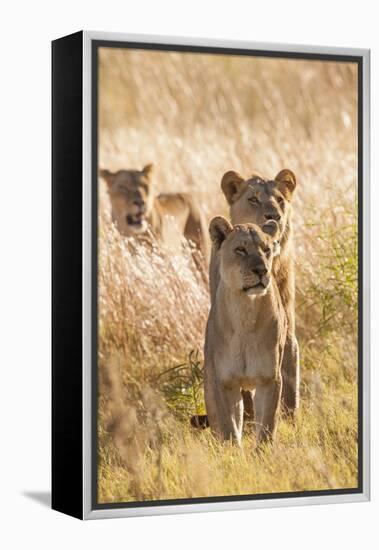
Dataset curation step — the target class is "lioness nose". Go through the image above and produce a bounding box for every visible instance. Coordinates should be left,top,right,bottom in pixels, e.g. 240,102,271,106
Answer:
265,212,280,221
252,266,268,277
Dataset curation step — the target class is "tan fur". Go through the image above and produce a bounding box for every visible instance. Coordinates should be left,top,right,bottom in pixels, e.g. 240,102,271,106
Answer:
100,164,210,263
204,217,286,445
209,169,299,415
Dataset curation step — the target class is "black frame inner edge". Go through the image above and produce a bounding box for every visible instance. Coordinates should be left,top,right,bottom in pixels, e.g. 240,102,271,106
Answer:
91,40,364,511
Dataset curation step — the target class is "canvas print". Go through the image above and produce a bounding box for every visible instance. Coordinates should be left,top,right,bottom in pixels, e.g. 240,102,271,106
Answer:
96,46,359,505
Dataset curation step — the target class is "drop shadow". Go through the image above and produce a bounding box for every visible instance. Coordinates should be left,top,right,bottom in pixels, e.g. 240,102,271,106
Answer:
23,491,51,508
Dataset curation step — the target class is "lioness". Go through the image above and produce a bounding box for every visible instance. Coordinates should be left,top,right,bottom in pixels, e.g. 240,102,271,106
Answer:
100,164,210,263
204,217,286,445
211,169,299,416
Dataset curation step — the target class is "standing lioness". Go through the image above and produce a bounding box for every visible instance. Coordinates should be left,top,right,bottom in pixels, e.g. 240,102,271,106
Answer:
100,164,210,263
205,217,287,446
213,169,299,415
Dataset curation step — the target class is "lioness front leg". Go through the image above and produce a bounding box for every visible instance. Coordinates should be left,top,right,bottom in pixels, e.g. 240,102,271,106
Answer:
190,390,253,430
219,384,244,445
253,376,282,445
205,374,244,445
281,333,300,416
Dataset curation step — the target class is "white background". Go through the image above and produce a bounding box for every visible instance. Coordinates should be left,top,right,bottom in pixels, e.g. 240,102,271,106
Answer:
0,1,377,548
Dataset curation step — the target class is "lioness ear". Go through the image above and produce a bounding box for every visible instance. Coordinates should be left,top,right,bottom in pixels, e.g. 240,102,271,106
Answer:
209,216,233,250
275,169,296,198
262,220,279,239
142,163,154,180
100,169,117,189
221,171,246,205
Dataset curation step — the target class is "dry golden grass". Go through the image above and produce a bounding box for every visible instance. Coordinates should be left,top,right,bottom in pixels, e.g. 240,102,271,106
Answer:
97,48,358,503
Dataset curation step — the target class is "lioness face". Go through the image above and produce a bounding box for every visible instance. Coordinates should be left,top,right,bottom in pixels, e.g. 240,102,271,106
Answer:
221,169,296,243
100,164,154,236
210,216,280,297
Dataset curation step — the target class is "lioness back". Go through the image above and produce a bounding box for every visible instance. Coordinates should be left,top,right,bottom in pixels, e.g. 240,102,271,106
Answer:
155,192,210,260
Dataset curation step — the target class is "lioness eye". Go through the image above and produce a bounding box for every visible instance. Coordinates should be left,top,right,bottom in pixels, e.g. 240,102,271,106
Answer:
248,197,259,205
235,247,247,256
277,196,284,206
264,247,271,257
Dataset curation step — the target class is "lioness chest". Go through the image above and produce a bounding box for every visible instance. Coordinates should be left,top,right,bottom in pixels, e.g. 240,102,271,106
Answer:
210,295,281,390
